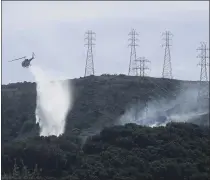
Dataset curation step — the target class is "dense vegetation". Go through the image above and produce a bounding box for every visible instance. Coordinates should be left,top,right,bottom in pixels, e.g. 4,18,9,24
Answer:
1,75,209,179
2,123,209,180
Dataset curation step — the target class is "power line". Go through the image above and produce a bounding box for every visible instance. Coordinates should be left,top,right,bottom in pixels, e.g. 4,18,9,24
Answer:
162,31,173,79
133,57,150,77
84,30,96,77
128,29,139,76
196,42,209,105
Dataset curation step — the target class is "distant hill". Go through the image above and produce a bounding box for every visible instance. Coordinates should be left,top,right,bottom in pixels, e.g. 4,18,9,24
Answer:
1,74,208,143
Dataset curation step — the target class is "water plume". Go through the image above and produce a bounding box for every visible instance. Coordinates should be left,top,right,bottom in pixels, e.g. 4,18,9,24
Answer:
30,65,73,136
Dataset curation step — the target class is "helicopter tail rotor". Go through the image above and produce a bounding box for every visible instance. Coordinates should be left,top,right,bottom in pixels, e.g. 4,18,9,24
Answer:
32,52,35,58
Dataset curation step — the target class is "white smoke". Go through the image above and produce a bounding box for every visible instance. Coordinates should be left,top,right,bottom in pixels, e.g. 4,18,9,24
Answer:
118,82,209,127
30,65,73,136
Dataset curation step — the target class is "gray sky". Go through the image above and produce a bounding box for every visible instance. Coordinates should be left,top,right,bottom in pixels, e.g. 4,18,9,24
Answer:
2,1,209,84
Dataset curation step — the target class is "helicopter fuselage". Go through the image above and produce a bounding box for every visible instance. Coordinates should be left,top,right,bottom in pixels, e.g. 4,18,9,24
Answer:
21,59,32,68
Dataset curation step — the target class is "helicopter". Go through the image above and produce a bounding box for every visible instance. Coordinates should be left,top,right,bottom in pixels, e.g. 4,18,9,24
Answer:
8,52,35,68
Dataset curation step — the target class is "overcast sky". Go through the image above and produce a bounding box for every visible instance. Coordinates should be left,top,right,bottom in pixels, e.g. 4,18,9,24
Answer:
2,1,209,84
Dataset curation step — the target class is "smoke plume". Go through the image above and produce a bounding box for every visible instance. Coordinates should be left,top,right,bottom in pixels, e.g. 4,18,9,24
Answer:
119,82,209,127
30,65,73,136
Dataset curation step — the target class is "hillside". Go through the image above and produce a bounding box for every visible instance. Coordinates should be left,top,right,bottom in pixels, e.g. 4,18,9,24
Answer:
1,75,209,143
1,75,209,179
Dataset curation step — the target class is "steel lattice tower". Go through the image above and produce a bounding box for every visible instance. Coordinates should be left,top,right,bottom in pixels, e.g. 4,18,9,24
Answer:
197,42,209,104
84,30,96,77
134,57,150,77
134,57,150,118
162,31,173,79
128,29,139,76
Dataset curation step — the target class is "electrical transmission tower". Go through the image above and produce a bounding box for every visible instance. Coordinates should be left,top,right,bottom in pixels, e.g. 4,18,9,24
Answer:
84,30,96,77
128,29,139,76
134,57,151,77
197,42,209,106
162,31,173,79
134,57,150,118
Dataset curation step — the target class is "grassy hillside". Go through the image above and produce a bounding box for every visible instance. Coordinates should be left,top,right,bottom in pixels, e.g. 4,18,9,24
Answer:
1,75,209,179
2,75,208,142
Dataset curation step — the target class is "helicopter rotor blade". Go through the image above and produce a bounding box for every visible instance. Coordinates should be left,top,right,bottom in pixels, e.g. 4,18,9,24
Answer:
8,56,26,62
